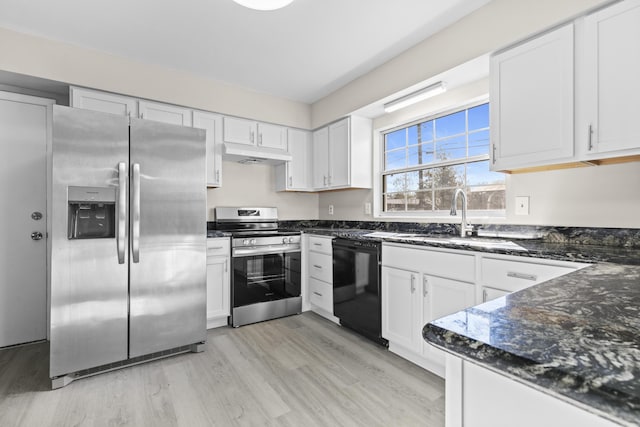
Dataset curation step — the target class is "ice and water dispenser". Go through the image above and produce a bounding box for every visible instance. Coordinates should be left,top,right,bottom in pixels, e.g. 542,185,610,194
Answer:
67,186,116,239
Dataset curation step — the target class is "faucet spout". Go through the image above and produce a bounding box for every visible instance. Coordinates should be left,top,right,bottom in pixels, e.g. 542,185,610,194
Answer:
450,189,473,237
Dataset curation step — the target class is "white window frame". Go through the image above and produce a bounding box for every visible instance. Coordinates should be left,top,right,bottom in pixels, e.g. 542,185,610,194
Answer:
372,95,506,220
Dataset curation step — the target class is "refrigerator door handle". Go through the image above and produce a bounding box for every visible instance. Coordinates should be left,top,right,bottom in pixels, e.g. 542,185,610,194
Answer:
132,162,141,263
117,162,127,264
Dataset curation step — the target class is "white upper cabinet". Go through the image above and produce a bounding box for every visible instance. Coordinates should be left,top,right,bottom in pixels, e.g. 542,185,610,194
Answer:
312,126,330,188
138,100,192,126
490,24,574,171
223,116,288,150
312,116,372,191
257,122,287,150
70,86,138,118
580,0,640,158
275,128,312,191
193,111,223,187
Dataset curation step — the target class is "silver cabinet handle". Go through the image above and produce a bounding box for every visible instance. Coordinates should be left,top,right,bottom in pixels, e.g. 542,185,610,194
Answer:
225,259,228,273
588,124,593,151
209,246,224,250
250,130,255,143
140,112,144,120
482,289,488,302
31,231,43,241
328,175,332,186
216,170,220,183
323,175,327,186
313,243,322,247
313,264,322,269
289,176,293,187
410,274,416,293
258,133,263,146
507,271,537,281
313,291,322,297
132,163,141,263
492,144,497,164
117,162,127,264
423,275,428,297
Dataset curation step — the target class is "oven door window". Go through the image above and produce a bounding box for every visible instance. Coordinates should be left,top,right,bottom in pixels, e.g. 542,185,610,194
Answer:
232,252,301,307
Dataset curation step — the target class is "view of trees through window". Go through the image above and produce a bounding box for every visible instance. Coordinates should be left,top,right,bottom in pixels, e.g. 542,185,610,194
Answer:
382,102,505,213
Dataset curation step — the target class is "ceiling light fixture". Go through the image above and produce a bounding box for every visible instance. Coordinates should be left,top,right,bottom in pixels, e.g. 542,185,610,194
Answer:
232,0,294,11
383,81,447,113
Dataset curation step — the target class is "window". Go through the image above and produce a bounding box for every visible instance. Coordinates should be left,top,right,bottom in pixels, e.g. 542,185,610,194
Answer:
381,102,505,214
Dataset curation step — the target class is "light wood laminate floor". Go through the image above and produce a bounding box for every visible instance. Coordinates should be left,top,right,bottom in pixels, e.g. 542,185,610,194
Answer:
0,312,444,427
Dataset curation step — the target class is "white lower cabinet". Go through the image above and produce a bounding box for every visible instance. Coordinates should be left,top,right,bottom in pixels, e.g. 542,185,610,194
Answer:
206,238,230,329
382,243,585,377
446,355,618,427
304,235,337,322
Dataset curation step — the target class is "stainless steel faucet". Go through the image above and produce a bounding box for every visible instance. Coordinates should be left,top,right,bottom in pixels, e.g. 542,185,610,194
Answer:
450,188,474,237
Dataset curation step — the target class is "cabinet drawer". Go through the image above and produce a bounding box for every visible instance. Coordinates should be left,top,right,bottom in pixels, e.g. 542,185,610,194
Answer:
308,235,333,254
207,238,230,257
481,257,577,293
383,244,475,283
309,251,332,283
309,277,333,313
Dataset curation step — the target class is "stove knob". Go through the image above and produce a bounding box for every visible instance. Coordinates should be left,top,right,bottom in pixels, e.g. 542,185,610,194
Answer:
282,237,288,244
243,239,250,246
250,239,257,245
288,237,295,243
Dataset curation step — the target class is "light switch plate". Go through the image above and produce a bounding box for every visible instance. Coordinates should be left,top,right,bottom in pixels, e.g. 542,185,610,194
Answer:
328,205,334,215
364,202,372,215
515,196,530,215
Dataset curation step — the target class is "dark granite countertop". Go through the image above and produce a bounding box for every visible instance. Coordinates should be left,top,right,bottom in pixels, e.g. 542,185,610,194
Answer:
424,263,640,426
207,230,232,238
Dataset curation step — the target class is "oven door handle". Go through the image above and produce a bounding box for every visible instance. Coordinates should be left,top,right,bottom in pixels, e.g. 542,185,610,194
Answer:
232,245,301,257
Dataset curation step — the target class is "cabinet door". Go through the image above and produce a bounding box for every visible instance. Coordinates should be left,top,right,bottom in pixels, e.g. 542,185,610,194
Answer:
70,87,138,117
582,0,640,156
328,118,350,187
223,116,255,146
481,286,510,303
491,24,574,171
286,128,311,190
382,266,420,352
138,101,192,126
257,122,287,150
193,111,223,187
206,255,230,324
312,127,329,188
422,275,475,360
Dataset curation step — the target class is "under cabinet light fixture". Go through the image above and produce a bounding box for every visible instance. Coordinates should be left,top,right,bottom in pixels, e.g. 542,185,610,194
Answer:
232,0,294,11
383,81,447,113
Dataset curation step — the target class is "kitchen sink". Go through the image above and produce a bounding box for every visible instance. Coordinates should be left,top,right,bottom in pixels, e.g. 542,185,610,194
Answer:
383,234,527,251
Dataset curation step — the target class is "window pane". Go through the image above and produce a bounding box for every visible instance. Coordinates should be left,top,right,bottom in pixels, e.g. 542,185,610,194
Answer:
466,160,504,186
434,188,456,211
435,110,465,138
385,129,406,151
406,171,420,192
420,120,434,142
384,193,406,211
408,125,419,146
436,135,466,161
433,164,464,188
385,148,406,170
468,103,489,131
468,130,489,157
407,191,433,211
383,173,406,193
409,143,436,167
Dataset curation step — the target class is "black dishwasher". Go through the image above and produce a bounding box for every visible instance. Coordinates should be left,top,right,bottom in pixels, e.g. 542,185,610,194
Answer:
332,238,388,347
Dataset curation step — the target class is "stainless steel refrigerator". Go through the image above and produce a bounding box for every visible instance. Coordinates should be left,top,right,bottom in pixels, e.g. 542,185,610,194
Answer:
50,106,207,388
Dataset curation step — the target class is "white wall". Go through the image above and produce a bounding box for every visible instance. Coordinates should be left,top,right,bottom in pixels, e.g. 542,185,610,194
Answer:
311,0,611,128
207,161,318,221
0,27,311,129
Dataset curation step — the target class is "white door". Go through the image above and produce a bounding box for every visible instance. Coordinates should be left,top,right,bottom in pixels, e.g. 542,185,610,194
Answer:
381,266,420,352
257,122,287,150
138,100,192,126
70,86,138,118
329,118,350,187
206,256,229,324
312,127,329,188
0,92,52,347
193,111,223,187
287,128,311,190
223,116,255,145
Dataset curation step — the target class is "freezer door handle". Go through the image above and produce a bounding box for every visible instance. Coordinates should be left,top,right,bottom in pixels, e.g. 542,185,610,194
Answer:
132,162,141,263
117,162,127,264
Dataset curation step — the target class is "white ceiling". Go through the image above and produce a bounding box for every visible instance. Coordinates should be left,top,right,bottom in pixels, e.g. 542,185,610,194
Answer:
0,0,491,103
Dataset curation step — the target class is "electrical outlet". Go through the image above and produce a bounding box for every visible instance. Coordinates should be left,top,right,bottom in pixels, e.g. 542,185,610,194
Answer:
515,196,530,215
328,204,334,215
364,202,372,215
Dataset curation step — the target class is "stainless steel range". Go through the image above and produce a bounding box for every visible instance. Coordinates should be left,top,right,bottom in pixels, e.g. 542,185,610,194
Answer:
215,207,301,327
